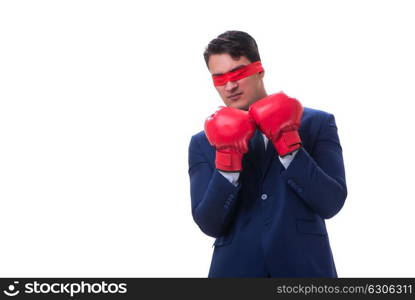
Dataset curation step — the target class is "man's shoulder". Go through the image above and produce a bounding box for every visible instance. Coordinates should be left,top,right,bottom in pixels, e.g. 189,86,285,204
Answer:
300,107,337,141
190,130,207,144
188,130,215,162
189,130,211,150
303,106,333,120
191,130,207,139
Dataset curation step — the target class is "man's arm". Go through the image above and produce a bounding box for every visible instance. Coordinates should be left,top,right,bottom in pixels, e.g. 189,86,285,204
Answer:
281,113,347,219
188,135,241,238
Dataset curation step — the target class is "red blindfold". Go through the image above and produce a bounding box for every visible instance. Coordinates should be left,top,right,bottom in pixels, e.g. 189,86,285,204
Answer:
212,61,264,86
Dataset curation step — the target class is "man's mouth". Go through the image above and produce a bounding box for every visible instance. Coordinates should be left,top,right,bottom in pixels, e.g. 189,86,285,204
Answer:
228,92,243,101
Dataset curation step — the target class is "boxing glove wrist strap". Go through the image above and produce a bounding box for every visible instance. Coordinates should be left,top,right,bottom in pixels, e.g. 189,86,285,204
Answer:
273,130,302,157
215,151,243,172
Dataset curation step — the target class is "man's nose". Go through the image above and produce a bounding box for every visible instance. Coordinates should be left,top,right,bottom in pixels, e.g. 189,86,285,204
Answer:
224,80,238,92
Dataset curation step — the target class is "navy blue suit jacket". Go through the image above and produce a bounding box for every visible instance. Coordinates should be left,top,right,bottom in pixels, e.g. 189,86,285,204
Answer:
188,107,347,277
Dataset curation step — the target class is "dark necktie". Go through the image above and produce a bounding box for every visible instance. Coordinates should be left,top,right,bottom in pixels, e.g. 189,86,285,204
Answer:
251,129,266,171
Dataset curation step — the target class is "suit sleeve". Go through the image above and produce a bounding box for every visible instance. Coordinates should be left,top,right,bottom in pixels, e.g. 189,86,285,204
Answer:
281,113,347,219
188,135,242,238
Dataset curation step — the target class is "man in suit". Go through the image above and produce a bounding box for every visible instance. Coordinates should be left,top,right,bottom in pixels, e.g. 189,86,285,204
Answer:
188,30,347,277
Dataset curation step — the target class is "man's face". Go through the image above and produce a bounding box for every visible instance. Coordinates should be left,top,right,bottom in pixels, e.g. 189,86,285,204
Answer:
208,53,265,111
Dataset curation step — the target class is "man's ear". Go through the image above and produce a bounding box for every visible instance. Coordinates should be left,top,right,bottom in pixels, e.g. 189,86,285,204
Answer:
259,70,265,79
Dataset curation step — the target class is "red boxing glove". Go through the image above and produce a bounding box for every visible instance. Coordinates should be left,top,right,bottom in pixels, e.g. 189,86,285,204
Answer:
204,106,256,172
249,92,303,157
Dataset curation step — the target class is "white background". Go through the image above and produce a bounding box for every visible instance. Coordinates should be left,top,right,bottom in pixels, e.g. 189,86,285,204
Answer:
1,0,414,277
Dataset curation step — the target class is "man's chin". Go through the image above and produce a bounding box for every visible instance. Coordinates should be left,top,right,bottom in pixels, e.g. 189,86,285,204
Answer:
227,102,249,111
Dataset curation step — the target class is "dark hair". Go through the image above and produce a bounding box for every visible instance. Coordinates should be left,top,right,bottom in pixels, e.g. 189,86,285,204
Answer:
203,30,261,67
